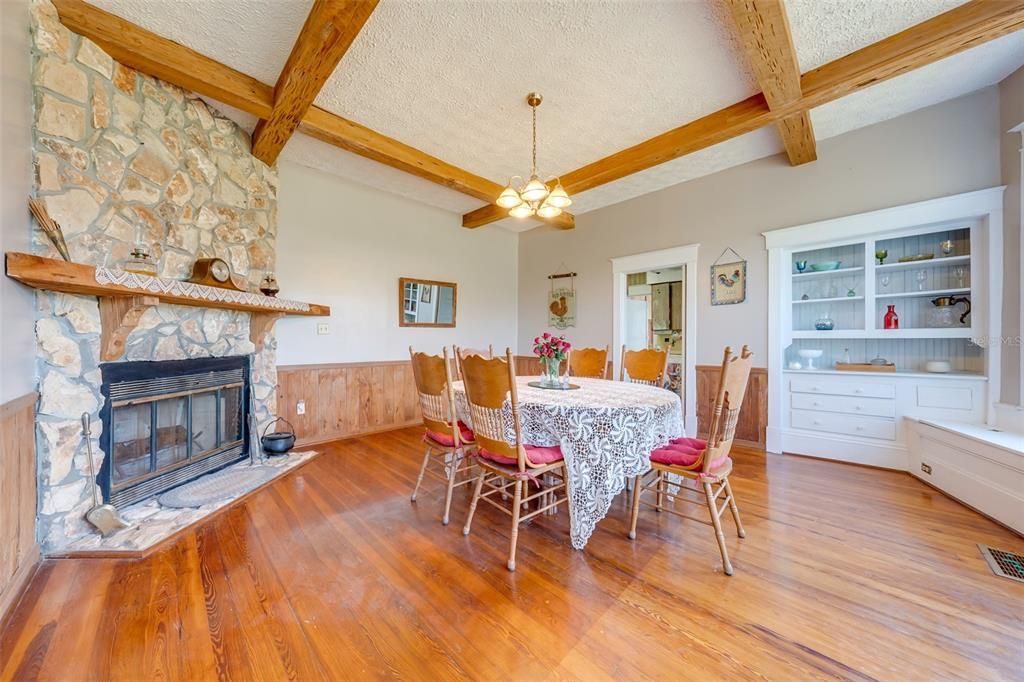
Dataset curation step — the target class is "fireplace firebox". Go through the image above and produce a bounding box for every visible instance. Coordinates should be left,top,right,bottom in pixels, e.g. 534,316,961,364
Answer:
99,356,250,508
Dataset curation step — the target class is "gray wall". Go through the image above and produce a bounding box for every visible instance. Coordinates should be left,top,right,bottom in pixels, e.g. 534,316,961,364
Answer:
518,88,1002,367
0,0,36,403
999,66,1023,407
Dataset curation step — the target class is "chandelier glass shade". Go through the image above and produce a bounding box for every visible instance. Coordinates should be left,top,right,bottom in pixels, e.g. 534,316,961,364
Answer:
496,93,571,219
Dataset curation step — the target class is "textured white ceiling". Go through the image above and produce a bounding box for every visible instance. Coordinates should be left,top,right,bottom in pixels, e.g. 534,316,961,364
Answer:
89,0,1024,232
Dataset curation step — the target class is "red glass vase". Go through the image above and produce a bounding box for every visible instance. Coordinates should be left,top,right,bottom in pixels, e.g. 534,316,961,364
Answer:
884,304,899,330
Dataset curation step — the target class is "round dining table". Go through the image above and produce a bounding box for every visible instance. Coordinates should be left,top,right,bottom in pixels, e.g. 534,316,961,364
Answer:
452,376,684,549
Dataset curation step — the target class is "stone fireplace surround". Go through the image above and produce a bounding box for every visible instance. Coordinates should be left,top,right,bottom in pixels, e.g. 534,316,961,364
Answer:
29,0,286,553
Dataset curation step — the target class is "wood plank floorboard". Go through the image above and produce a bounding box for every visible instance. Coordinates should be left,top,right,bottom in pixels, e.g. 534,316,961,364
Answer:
2,426,1022,681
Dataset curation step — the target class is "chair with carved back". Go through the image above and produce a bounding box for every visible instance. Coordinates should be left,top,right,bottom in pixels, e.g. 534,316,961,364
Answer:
619,346,669,387
458,348,570,571
409,346,478,525
568,346,609,379
455,344,493,381
627,345,753,575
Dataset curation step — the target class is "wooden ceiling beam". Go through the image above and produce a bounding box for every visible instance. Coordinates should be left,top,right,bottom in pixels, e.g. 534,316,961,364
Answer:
462,0,1024,228
251,0,379,166
726,0,816,165
53,0,571,229
52,0,275,118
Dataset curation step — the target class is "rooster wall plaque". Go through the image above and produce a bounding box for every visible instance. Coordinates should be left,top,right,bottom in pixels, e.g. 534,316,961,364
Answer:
710,247,747,305
548,270,576,329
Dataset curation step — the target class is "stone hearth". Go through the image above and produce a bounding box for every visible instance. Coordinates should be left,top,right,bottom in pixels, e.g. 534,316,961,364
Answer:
29,0,281,553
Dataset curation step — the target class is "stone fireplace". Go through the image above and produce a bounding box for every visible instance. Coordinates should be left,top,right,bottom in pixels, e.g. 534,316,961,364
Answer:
30,0,280,553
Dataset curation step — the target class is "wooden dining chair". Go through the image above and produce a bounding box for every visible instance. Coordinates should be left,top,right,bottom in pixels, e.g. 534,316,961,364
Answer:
458,348,571,572
628,345,753,575
455,344,493,380
409,346,478,526
568,346,609,379
619,346,669,386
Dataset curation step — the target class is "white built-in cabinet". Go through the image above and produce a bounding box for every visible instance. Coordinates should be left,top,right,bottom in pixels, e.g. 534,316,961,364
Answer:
764,187,1005,470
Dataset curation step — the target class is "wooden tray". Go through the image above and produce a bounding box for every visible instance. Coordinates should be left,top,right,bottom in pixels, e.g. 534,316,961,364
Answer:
834,362,896,372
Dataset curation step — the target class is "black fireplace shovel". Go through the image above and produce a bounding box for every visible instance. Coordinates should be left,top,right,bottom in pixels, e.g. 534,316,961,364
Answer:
81,412,129,536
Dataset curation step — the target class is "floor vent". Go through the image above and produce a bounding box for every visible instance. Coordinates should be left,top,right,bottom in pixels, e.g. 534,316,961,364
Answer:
978,544,1024,583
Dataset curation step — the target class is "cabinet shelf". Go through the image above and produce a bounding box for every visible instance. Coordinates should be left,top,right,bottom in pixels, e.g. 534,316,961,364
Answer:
791,328,974,339
876,287,970,300
792,266,864,279
875,255,969,272
792,296,864,305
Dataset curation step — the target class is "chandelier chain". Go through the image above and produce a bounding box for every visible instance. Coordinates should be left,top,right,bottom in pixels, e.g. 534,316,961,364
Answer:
531,103,537,177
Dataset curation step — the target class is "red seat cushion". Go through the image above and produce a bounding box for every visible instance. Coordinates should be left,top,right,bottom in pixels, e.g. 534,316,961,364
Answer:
650,444,703,467
670,437,707,450
425,421,475,447
478,444,564,466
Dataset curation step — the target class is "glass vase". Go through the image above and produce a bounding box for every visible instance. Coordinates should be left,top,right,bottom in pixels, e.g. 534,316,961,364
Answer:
541,357,561,387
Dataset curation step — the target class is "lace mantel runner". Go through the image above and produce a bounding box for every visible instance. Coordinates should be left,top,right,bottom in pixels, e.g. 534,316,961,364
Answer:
454,377,684,549
94,268,312,313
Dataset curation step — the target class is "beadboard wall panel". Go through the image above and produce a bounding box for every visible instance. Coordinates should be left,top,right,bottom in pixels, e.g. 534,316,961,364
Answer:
277,362,421,446
0,392,38,626
696,365,768,446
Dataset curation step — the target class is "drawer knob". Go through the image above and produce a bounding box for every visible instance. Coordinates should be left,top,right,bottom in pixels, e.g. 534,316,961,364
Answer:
813,402,821,407
814,420,822,425
854,389,863,394
854,406,862,411
856,426,864,431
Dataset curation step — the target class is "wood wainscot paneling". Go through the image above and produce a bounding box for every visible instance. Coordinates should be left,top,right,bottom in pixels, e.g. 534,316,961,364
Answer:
0,392,39,626
697,365,768,447
277,362,421,446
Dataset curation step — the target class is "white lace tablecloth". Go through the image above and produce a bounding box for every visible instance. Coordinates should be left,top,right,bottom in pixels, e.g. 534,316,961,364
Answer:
453,377,684,548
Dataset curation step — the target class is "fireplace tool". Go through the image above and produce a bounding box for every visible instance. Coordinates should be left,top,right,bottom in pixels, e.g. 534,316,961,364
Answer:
81,412,129,536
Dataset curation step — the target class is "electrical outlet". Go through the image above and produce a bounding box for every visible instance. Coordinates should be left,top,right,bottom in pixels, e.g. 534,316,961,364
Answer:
920,462,932,475
316,322,329,335
296,399,306,416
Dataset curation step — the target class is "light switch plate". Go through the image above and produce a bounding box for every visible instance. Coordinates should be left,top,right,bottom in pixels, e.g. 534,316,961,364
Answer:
296,399,306,415
316,323,329,335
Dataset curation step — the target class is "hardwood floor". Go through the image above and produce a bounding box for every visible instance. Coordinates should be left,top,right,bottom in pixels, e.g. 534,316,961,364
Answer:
2,427,1021,681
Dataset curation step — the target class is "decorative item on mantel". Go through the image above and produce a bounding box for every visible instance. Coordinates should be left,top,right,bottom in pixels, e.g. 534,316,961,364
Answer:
28,197,70,262
711,247,746,305
188,257,246,292
548,266,576,329
121,242,157,276
259,272,280,297
875,248,888,265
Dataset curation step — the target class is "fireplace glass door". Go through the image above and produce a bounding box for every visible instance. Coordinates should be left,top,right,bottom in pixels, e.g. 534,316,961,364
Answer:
109,384,244,493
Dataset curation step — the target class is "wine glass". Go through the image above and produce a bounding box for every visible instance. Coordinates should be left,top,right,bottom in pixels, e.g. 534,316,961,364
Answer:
915,269,928,291
940,239,954,256
953,266,966,288
879,274,891,291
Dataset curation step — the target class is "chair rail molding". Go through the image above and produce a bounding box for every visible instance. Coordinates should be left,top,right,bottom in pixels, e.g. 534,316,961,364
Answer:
610,244,698,435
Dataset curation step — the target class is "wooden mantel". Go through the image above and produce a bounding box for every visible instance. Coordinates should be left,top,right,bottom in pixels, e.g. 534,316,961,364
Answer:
5,252,329,360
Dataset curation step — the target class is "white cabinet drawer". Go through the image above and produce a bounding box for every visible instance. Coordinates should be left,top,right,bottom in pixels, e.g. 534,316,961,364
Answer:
790,378,895,399
791,409,897,441
791,393,896,418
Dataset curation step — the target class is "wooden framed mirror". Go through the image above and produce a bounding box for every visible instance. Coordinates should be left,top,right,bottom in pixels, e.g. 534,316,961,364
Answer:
398,278,457,327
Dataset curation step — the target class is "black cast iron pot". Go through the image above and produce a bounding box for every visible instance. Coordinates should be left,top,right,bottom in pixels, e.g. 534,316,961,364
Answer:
261,418,296,455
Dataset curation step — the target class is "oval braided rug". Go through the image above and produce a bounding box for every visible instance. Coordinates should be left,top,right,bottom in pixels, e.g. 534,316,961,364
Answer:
157,465,279,508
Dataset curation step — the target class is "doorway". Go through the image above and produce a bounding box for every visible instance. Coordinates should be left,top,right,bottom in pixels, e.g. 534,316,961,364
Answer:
611,245,698,435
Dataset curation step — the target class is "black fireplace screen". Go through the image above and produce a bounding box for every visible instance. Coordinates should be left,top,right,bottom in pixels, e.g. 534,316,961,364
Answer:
99,356,250,508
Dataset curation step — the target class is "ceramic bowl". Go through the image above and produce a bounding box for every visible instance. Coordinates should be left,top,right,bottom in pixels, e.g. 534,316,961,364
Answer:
797,349,824,360
810,261,842,271
925,360,951,373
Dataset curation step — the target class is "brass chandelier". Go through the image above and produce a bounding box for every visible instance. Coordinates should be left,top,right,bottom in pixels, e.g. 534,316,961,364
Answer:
495,92,571,219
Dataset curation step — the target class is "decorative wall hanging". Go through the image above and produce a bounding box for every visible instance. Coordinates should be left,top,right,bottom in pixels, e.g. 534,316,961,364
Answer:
710,247,747,306
548,268,577,329
28,197,70,262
